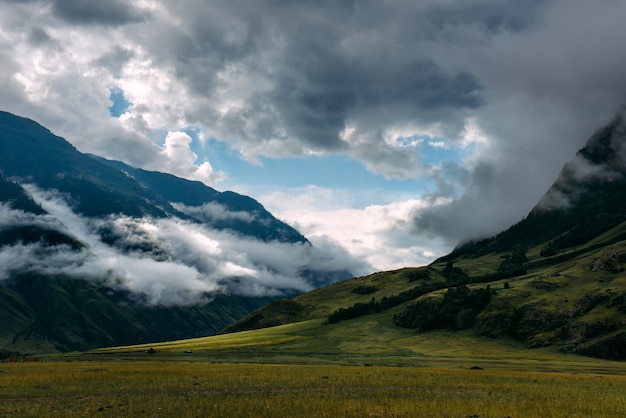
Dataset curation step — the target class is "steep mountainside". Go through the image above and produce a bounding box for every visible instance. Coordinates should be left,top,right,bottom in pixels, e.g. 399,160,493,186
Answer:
0,111,341,354
223,114,626,360
0,112,169,218
442,114,626,260
0,273,273,353
0,111,304,242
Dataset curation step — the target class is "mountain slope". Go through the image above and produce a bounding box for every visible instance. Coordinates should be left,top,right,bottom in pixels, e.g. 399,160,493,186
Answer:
443,114,626,260
221,114,626,360
90,155,306,243
0,111,344,354
0,111,305,242
0,111,171,218
0,272,273,353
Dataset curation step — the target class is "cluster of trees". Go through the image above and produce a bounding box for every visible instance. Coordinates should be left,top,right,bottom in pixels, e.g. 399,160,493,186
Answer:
327,283,444,324
442,262,470,284
351,285,379,295
327,257,524,327
394,284,495,331
0,349,21,361
441,255,527,287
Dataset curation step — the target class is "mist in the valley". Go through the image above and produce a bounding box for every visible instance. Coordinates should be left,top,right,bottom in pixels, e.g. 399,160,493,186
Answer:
0,185,366,306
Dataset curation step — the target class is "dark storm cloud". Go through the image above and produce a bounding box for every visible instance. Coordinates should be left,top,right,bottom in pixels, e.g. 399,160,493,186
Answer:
402,0,626,247
412,161,542,244
141,0,492,168
423,0,549,32
50,0,146,26
27,27,52,45
3,0,626,260
92,46,135,76
262,59,482,151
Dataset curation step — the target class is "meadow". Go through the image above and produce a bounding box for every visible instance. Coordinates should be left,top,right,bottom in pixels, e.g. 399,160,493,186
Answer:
1,361,625,417
4,241,626,417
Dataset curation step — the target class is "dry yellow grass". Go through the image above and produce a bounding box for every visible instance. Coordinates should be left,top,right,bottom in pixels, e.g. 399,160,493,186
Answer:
1,362,625,417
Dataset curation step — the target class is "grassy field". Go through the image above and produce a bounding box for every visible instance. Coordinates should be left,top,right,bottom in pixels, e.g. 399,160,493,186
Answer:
4,313,620,417
4,222,626,417
83,313,626,373
5,285,626,417
1,361,625,417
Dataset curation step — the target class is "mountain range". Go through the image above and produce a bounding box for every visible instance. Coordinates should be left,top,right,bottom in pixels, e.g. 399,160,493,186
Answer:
3,110,626,361
0,111,350,353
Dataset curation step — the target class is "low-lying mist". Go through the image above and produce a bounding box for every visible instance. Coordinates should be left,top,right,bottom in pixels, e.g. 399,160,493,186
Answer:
0,185,365,306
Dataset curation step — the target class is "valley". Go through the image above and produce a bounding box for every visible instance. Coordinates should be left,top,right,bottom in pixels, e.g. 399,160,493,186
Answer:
3,112,626,416
3,1,626,416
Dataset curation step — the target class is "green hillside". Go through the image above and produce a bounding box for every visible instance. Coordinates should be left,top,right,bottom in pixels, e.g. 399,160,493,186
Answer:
188,115,626,361
220,229,626,360
95,221,626,365
221,267,444,333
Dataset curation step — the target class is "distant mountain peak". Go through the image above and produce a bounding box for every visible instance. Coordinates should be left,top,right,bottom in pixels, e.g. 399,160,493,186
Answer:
0,111,306,243
578,113,626,168
533,113,626,215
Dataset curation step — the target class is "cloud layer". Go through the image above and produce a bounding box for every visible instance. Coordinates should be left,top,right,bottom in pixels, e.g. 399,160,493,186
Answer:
0,186,363,305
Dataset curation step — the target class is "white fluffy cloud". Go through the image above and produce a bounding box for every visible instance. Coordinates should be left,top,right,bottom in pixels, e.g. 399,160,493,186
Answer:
2,0,626,265
143,131,223,183
261,186,450,271
0,186,360,305
171,202,254,223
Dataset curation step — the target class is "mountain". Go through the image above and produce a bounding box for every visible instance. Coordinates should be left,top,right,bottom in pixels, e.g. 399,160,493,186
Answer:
442,114,626,260
222,114,626,360
0,272,273,354
0,111,305,243
89,155,306,243
0,111,347,353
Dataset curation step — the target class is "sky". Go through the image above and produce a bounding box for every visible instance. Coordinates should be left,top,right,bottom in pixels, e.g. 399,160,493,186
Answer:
1,0,626,272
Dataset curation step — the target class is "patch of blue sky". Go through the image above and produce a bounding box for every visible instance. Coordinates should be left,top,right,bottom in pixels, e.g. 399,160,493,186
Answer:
175,129,466,203
396,134,464,166
150,128,169,146
182,126,203,149
419,142,464,166
197,137,433,197
108,87,130,117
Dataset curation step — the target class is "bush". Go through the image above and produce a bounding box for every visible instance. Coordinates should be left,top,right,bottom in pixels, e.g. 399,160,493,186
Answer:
351,285,379,295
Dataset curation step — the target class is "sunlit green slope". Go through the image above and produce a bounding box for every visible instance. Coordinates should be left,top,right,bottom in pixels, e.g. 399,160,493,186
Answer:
91,220,626,366
144,113,626,362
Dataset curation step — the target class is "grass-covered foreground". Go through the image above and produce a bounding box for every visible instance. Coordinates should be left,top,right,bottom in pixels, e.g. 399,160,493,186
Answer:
1,361,625,417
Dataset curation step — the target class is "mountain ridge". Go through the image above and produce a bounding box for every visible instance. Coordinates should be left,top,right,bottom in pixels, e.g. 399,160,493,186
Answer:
0,110,346,354
89,154,307,243
438,113,626,261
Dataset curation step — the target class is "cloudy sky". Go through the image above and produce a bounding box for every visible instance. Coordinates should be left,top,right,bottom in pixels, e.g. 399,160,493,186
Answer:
2,0,626,272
